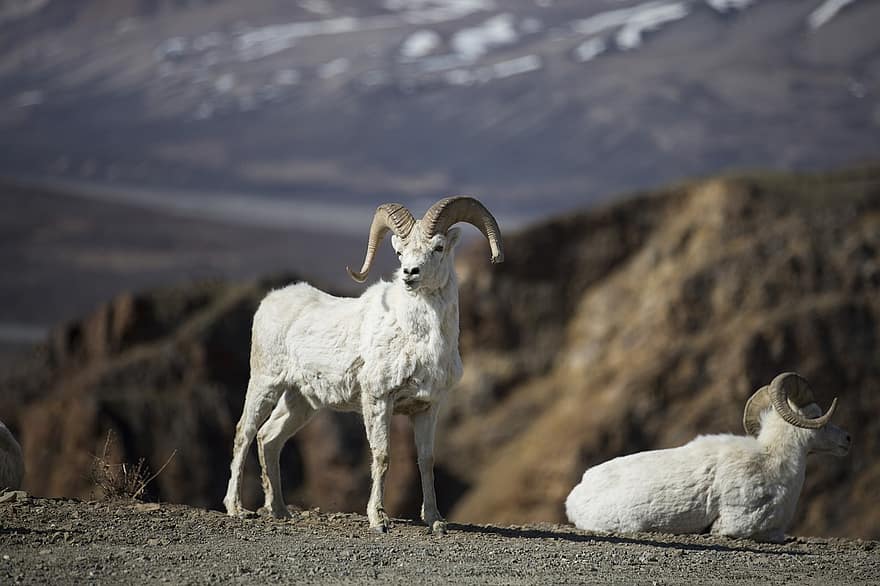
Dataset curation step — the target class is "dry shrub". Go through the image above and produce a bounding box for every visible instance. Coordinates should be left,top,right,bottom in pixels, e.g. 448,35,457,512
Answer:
90,431,175,501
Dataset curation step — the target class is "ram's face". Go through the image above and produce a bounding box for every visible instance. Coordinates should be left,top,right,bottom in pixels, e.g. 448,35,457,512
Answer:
801,403,852,456
391,225,462,292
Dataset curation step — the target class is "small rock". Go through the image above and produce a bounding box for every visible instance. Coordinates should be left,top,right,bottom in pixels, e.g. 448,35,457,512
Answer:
0,490,28,504
134,503,161,513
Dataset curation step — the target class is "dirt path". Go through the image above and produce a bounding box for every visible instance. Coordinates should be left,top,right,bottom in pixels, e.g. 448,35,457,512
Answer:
1,494,877,585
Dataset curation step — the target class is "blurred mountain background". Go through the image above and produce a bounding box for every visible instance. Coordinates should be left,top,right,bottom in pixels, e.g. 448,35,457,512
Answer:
1,0,878,337
1,0,879,538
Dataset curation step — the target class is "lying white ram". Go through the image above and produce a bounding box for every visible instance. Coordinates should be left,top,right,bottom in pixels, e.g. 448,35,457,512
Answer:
224,196,503,533
566,372,850,542
0,420,24,491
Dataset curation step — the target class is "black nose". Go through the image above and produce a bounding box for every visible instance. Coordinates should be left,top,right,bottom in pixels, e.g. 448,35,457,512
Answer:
403,267,420,276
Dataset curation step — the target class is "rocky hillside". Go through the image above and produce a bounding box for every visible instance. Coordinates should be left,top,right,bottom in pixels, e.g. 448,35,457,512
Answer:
2,164,879,539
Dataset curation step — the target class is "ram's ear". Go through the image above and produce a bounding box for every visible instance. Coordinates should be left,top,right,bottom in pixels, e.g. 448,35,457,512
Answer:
391,234,401,253
446,227,462,250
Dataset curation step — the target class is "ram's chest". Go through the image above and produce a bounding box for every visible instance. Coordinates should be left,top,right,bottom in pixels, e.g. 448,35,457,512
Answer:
360,299,462,403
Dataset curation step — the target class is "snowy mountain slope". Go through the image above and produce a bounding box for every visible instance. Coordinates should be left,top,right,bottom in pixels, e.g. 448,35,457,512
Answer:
0,0,877,224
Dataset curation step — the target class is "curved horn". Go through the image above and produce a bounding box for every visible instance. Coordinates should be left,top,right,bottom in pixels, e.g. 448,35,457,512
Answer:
767,372,838,430
346,203,415,283
743,385,772,436
421,196,504,264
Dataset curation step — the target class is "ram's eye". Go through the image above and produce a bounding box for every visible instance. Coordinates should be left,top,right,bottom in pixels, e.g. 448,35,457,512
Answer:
396,251,402,257
433,245,444,253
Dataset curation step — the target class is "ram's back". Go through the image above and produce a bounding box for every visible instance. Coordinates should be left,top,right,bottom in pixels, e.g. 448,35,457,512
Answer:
249,283,364,406
566,444,719,535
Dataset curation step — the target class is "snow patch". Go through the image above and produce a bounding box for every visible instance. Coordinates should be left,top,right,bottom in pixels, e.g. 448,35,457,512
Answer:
394,0,495,24
153,2,494,67
615,2,689,50
154,37,188,61
572,1,687,43
451,13,518,61
705,0,755,12
236,17,360,61
574,38,607,62
573,3,660,36
492,54,542,78
808,0,858,29
299,0,334,16
444,54,541,85
385,0,494,15
401,30,442,59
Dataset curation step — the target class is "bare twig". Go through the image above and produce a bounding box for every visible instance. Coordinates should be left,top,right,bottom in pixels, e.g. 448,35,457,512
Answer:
132,449,177,500
89,431,176,501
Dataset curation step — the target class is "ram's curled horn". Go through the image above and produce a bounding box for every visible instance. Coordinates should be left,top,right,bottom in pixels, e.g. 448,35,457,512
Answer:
768,372,838,429
743,372,838,435
347,203,416,283
743,385,772,436
421,196,505,264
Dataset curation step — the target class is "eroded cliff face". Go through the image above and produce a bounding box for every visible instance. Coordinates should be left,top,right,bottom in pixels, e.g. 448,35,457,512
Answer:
448,167,880,538
3,165,879,538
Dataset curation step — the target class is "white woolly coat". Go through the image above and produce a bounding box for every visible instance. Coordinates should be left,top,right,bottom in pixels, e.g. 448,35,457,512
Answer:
250,275,462,414
565,412,829,541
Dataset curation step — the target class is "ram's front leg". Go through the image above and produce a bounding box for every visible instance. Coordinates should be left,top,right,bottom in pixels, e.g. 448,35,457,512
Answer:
411,403,446,535
363,396,392,532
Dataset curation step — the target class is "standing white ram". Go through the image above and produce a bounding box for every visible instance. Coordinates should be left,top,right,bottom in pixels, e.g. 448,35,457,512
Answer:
224,196,504,533
0,420,24,491
565,372,851,542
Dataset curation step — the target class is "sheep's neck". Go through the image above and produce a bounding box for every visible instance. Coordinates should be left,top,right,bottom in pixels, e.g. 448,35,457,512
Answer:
393,273,459,347
758,423,810,496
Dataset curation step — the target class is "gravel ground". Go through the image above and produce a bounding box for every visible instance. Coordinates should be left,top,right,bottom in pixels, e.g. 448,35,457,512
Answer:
1,493,878,585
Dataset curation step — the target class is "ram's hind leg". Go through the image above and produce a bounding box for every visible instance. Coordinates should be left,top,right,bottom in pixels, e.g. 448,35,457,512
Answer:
257,389,316,518
224,374,285,517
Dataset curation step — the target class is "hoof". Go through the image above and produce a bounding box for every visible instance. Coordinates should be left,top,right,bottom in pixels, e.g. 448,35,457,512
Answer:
370,513,391,533
258,506,291,519
234,509,258,519
431,520,447,535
